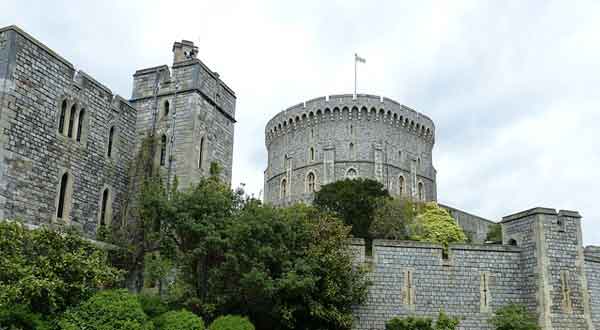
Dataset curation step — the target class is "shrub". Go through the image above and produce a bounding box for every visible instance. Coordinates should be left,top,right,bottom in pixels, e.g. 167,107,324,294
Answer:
58,289,153,330
485,224,502,243
0,304,53,330
155,310,205,330
386,316,432,330
209,315,255,330
434,311,460,330
490,304,540,330
138,293,169,318
410,203,467,253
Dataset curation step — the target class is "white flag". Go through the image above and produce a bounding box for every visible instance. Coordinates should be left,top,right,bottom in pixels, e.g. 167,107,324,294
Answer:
355,53,366,63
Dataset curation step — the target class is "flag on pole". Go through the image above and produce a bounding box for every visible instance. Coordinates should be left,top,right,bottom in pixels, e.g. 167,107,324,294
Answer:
355,53,366,63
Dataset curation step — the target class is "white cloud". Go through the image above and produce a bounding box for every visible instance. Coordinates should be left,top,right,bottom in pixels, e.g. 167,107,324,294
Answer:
3,0,600,245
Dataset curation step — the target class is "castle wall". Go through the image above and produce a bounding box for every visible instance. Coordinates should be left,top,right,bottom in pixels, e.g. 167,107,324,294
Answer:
0,26,136,235
264,95,436,205
351,239,523,330
440,204,496,244
130,45,236,186
585,247,600,329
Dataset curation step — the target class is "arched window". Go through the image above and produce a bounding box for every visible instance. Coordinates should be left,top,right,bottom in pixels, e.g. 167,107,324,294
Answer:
349,143,355,159
107,126,115,158
160,134,167,166
399,176,405,196
309,147,315,162
58,100,67,134
346,168,357,179
164,100,170,117
76,109,85,142
198,136,205,169
67,104,76,137
306,172,316,193
508,239,518,246
418,182,424,201
56,172,69,219
100,188,109,226
281,178,287,199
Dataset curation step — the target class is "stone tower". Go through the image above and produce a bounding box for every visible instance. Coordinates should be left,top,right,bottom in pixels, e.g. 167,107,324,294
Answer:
130,40,236,187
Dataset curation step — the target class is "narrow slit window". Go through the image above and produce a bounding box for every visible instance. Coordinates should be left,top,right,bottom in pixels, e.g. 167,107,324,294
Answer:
100,188,109,226
56,173,69,219
561,271,572,313
307,172,316,193
58,100,67,134
76,109,85,142
404,269,415,306
309,147,315,161
67,104,76,137
418,182,424,201
160,134,167,166
481,272,491,312
399,176,405,196
281,179,287,199
107,126,115,158
198,137,205,169
164,100,170,117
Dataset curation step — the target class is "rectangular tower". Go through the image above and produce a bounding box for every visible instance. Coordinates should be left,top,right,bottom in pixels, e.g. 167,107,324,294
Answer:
130,40,236,188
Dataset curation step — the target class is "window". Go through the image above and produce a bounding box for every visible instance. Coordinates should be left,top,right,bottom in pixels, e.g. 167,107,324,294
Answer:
403,269,415,306
67,104,76,137
56,172,70,220
310,128,314,139
283,154,289,169
350,125,354,135
346,168,357,179
399,176,405,196
349,143,355,159
398,150,402,161
198,136,205,169
281,178,287,199
107,126,115,158
481,272,491,312
100,188,109,226
76,109,85,142
418,182,424,201
508,239,518,246
309,147,315,162
160,134,167,166
58,100,67,134
164,100,170,117
307,172,316,193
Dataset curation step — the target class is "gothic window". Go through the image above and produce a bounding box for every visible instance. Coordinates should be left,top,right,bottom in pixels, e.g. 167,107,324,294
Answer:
399,176,405,196
198,136,205,169
107,126,115,158
100,188,110,226
163,100,170,118
67,104,76,138
58,100,67,134
76,108,85,142
280,178,287,199
346,168,357,179
418,182,424,201
309,147,315,162
160,134,167,166
306,172,316,193
56,172,70,220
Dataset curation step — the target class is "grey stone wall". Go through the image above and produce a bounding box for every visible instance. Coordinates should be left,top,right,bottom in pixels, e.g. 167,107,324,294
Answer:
264,94,436,206
440,204,496,244
130,41,236,186
585,247,600,329
0,26,136,235
351,239,523,330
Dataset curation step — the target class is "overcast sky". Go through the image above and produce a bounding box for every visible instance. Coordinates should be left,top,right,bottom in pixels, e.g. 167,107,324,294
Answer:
3,0,600,245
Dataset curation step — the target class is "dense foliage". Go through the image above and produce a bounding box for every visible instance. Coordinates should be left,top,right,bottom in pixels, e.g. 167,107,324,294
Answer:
314,178,389,239
485,223,502,243
385,312,460,330
0,221,122,318
209,315,255,330
138,177,369,330
369,198,419,240
58,289,153,330
154,310,205,330
409,203,467,252
490,304,540,330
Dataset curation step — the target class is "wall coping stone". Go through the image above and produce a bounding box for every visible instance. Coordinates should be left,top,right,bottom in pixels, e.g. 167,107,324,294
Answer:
0,25,74,69
133,65,170,77
501,207,557,223
558,209,582,218
373,239,442,249
450,243,522,253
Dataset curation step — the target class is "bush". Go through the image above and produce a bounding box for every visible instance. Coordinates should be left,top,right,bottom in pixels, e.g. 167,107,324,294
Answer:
138,293,169,318
209,315,254,330
370,198,417,240
410,203,467,253
490,304,540,330
0,304,53,330
485,224,502,243
155,310,205,330
58,289,153,330
385,312,460,330
0,221,122,315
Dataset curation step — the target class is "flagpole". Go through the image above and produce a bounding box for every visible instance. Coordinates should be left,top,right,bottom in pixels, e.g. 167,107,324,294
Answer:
354,53,357,98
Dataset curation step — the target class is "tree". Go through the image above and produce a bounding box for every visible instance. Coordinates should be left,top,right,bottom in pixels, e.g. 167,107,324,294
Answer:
209,315,255,330
314,178,389,239
490,304,540,330
385,311,460,330
409,203,467,253
0,222,122,317
154,310,205,330
370,198,419,240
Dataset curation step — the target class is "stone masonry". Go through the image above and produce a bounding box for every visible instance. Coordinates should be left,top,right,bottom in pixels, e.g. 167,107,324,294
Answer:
0,26,236,236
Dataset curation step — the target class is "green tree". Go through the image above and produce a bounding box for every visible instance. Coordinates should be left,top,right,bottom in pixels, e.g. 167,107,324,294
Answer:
58,289,153,330
490,304,540,330
209,315,254,330
409,203,467,253
154,310,205,330
485,223,502,243
0,222,122,316
314,178,390,239
369,198,419,240
386,316,433,330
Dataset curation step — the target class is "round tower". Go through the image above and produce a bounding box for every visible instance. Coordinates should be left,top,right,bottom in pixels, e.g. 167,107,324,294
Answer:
263,94,436,205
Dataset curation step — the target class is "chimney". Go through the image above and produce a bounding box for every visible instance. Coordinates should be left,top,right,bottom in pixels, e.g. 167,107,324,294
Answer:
172,40,198,63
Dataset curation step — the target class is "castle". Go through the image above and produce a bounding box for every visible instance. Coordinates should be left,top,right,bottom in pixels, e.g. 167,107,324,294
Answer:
1,25,599,330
